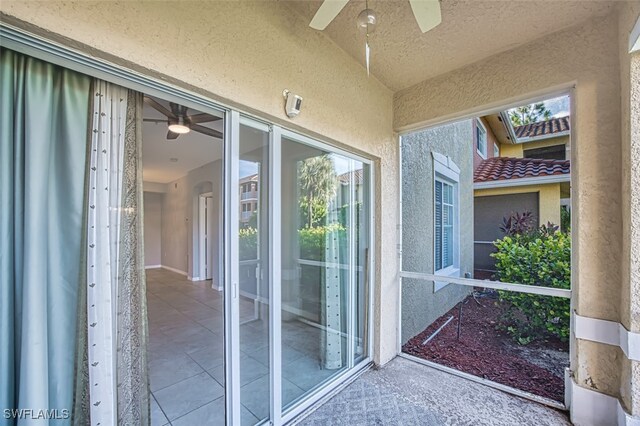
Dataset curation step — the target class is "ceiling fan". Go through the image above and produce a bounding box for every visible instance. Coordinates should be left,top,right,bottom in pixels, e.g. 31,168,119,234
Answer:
309,0,442,34
143,96,223,140
309,0,441,75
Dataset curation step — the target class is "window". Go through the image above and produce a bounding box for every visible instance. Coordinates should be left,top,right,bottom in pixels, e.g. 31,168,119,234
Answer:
435,179,455,270
432,152,460,291
476,119,487,158
494,143,500,157
523,145,566,160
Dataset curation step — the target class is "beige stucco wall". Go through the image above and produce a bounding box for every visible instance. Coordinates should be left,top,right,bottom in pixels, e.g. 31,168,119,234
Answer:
499,143,523,158
618,1,640,415
475,183,561,227
0,1,398,364
394,10,626,403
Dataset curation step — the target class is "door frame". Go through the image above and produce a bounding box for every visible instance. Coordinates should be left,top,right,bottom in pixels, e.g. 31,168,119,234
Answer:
198,192,214,282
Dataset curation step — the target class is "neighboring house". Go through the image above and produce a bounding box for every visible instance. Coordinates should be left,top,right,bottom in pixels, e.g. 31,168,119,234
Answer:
401,120,474,343
472,115,571,275
337,168,364,206
239,173,259,225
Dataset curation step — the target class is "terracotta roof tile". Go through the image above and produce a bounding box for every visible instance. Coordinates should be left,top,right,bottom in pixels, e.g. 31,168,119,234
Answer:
474,157,570,183
338,169,363,185
513,116,570,139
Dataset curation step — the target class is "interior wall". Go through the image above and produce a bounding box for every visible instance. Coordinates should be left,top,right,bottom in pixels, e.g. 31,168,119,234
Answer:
0,0,397,365
143,192,163,267
393,10,625,403
161,160,222,279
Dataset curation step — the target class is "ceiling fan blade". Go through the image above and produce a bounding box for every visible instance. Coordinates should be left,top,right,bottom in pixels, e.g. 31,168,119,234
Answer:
409,0,442,33
143,118,167,123
145,96,177,119
189,113,221,124
309,0,350,30
191,124,223,139
166,130,180,140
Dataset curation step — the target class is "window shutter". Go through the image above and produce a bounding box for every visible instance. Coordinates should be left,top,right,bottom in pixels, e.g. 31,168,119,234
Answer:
435,180,442,271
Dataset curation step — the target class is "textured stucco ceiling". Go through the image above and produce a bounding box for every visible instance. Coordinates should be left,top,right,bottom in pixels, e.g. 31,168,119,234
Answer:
284,0,616,91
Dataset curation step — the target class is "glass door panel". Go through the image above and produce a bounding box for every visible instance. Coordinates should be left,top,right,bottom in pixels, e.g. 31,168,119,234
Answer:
237,119,271,424
279,136,370,410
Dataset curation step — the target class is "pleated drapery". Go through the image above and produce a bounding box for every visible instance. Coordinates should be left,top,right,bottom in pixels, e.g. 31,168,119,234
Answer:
0,48,91,425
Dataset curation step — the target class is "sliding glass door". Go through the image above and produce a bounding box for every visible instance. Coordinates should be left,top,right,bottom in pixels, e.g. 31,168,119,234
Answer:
279,134,370,412
226,116,372,425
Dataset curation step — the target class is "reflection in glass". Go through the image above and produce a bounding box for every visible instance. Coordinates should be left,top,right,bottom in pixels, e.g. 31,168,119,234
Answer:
237,121,270,425
280,138,369,410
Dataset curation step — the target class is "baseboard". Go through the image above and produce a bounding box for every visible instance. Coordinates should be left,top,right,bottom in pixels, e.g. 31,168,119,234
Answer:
569,377,640,425
145,265,162,270
160,265,188,277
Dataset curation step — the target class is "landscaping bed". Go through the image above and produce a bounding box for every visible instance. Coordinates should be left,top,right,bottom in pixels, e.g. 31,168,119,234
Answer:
402,291,569,402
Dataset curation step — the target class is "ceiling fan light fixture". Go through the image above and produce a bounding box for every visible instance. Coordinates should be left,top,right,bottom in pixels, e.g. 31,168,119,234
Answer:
357,8,377,33
168,117,190,134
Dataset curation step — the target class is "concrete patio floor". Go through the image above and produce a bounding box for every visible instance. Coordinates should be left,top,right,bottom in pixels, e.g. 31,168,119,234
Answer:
296,357,571,426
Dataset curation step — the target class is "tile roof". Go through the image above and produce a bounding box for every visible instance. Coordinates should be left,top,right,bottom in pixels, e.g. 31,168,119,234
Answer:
513,116,570,139
474,157,570,183
338,169,363,185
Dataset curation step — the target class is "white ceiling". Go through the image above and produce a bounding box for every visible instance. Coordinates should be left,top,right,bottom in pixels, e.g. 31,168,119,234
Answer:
142,97,224,184
285,0,616,91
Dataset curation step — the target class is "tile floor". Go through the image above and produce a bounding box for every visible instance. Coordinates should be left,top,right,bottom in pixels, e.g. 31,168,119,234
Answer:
147,268,348,426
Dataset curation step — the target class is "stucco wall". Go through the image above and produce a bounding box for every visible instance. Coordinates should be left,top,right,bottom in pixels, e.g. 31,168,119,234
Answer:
618,1,640,415
499,143,524,158
0,0,398,364
401,120,474,343
143,192,163,267
394,11,624,397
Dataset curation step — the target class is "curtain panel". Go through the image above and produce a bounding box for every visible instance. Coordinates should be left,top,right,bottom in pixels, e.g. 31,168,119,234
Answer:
0,48,91,426
84,82,149,425
1,48,149,426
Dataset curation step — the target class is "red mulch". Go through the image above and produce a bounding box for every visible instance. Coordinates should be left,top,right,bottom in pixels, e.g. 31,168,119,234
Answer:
403,292,568,402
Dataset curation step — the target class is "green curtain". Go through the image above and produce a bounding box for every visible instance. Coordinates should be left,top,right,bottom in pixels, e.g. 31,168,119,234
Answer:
0,48,91,425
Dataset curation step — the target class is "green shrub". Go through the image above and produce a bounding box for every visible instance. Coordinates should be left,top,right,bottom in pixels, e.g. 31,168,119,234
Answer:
239,227,258,260
240,224,347,262
492,226,571,344
561,206,571,233
298,223,346,261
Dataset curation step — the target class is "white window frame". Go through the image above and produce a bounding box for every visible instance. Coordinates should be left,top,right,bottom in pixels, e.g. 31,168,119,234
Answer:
476,119,488,159
432,152,460,292
494,143,500,157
